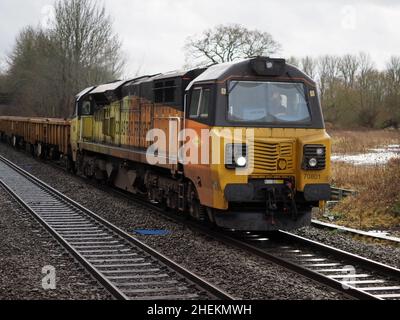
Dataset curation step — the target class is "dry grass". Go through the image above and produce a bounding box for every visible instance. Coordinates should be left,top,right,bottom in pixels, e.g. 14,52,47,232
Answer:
327,159,400,229
321,130,400,230
329,129,400,154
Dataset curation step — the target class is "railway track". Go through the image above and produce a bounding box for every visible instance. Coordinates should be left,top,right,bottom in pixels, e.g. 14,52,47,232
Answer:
311,220,400,245
87,181,400,300
42,158,400,300
0,155,233,301
93,184,400,300
222,230,400,300
2,148,400,300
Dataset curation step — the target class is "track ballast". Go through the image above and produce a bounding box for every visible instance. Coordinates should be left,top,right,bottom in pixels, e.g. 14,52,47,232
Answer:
0,155,233,301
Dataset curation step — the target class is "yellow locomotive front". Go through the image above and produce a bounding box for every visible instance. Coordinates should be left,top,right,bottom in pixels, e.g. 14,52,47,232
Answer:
183,58,331,230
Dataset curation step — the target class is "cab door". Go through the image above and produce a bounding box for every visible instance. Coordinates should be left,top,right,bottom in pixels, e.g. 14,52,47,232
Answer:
183,85,214,207
80,100,94,142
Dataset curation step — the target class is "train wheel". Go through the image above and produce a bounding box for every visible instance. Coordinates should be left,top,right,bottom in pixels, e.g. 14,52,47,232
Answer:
206,207,216,224
166,191,179,211
29,144,35,157
66,158,75,173
189,199,207,222
147,188,157,204
35,143,42,158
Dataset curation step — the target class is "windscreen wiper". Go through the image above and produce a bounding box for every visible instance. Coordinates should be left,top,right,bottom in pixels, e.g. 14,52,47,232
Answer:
227,81,240,94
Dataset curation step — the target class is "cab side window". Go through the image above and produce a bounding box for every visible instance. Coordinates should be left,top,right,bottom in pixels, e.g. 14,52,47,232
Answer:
189,89,201,118
189,87,211,120
199,89,210,118
81,100,92,116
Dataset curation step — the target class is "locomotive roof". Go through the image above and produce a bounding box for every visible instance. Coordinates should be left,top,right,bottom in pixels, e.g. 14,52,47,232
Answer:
123,68,205,88
186,57,315,90
76,86,95,102
186,61,238,90
151,70,188,80
90,79,140,104
124,75,158,87
76,57,314,101
90,80,127,95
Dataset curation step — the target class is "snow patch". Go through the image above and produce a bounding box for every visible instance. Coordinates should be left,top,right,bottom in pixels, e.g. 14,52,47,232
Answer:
367,230,390,237
332,144,400,166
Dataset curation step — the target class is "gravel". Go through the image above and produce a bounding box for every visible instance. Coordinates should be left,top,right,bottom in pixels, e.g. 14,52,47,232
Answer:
0,143,346,300
293,226,400,269
0,187,112,300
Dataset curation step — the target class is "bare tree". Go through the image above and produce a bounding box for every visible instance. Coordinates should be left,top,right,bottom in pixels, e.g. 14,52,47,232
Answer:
301,56,317,79
5,0,124,118
355,53,378,127
338,54,359,88
52,0,124,115
358,53,375,84
357,70,384,127
0,58,6,74
6,27,58,116
316,55,340,103
184,24,281,66
0,64,9,108
287,56,300,67
384,56,400,128
386,56,400,85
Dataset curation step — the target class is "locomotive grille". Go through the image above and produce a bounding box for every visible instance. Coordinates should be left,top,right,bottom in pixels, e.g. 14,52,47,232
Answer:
250,140,295,174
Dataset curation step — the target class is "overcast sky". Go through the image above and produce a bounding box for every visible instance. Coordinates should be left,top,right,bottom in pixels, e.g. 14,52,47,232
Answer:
0,0,399,76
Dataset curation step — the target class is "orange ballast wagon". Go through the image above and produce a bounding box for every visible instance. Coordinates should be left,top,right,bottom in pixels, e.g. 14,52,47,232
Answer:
0,116,71,158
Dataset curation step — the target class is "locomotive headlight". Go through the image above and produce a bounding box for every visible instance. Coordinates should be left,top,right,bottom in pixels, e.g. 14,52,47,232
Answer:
236,156,247,167
308,158,318,168
225,144,248,169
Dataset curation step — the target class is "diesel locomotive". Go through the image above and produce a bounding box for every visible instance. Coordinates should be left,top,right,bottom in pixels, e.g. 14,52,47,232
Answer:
0,57,331,231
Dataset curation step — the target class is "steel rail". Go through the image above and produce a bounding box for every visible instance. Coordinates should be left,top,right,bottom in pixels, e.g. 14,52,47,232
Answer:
0,154,233,301
311,219,400,245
